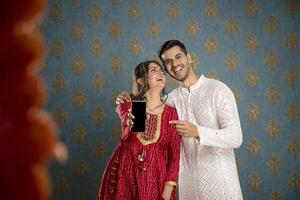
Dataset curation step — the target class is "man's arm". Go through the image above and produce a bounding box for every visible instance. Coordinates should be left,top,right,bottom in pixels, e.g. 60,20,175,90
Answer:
170,86,242,149
197,86,242,148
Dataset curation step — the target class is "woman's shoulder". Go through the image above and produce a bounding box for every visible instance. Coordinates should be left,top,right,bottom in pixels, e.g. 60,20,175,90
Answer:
164,104,178,118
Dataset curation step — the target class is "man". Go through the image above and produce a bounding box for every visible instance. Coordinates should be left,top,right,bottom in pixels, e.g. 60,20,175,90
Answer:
117,40,243,200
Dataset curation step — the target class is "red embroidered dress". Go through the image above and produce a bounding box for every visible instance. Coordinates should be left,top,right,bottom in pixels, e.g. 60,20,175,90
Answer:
98,102,180,200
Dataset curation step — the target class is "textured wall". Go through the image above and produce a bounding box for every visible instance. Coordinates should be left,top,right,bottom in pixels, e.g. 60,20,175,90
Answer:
40,0,300,199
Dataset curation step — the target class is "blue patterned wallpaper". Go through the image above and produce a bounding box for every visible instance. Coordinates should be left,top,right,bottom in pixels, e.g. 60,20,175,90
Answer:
40,0,300,199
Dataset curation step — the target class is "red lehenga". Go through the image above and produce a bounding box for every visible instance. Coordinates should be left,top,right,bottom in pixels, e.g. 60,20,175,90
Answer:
98,102,180,200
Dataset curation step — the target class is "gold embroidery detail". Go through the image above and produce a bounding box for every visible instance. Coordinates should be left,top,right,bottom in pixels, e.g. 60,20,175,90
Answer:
247,138,261,156
71,0,80,6
267,154,282,174
137,114,161,145
108,21,122,39
111,89,122,104
247,103,260,121
110,56,123,72
129,38,142,55
286,32,299,51
71,55,86,75
53,106,68,125
110,0,118,5
224,51,240,71
245,68,259,87
52,73,66,92
265,85,279,104
70,21,85,39
166,1,180,21
91,73,104,90
73,158,88,177
56,177,69,195
205,0,217,19
245,34,259,53
248,171,262,191
90,38,103,56
265,51,279,70
73,90,86,107
266,119,280,139
112,123,122,140
189,53,199,70
285,0,300,15
287,138,300,156
51,40,64,56
93,140,106,159
148,20,160,38
188,0,197,4
186,19,200,37
49,4,63,23
225,17,238,37
204,35,218,53
91,107,105,125
245,0,258,17
265,16,278,35
269,188,283,200
288,171,300,191
128,2,140,21
73,123,87,143
286,103,300,121
88,4,102,23
207,69,220,80
284,67,300,86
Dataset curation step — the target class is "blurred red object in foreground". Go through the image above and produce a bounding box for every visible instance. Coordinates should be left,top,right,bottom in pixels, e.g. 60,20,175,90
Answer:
0,1,67,199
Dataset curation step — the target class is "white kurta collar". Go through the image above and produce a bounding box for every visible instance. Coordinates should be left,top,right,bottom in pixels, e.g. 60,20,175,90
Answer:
179,74,205,94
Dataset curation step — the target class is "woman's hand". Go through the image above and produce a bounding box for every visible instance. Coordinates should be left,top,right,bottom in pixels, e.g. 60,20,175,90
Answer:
161,184,174,200
116,91,131,104
126,108,135,130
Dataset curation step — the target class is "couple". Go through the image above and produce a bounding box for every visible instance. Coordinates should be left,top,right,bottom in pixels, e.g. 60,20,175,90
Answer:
98,40,243,200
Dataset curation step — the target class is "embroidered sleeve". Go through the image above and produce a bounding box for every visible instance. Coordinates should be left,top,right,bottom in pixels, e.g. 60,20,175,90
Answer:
197,86,243,148
116,102,131,140
165,108,181,186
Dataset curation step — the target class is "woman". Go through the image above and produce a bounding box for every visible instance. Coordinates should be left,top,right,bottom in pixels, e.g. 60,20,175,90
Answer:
98,61,180,200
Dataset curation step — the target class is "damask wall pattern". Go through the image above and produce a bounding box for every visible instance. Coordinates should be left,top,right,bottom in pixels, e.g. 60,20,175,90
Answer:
40,0,300,199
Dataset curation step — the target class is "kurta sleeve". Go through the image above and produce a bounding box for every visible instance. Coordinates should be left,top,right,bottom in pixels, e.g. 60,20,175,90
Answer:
197,86,243,148
165,108,181,186
116,102,131,140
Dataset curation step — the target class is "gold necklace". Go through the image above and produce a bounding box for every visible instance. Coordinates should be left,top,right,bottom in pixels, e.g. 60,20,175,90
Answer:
146,102,164,112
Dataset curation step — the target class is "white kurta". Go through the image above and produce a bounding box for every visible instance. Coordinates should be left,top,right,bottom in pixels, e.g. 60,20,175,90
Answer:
167,75,243,200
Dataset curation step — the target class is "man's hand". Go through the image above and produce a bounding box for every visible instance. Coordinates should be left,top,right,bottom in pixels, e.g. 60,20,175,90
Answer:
169,120,199,138
116,91,131,104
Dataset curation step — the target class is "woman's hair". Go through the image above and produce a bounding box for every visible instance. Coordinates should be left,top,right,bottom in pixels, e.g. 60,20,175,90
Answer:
130,60,166,100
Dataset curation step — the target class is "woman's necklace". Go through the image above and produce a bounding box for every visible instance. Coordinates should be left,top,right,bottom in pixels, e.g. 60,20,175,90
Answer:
146,102,164,112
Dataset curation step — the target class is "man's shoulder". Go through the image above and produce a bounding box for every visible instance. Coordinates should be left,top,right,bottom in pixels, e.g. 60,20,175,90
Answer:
202,76,233,98
204,76,228,90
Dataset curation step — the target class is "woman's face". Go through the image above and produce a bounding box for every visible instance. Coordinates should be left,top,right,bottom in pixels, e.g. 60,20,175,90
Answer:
147,62,165,90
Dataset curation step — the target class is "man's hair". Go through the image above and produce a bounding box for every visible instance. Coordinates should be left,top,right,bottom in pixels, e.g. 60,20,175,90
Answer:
157,40,187,62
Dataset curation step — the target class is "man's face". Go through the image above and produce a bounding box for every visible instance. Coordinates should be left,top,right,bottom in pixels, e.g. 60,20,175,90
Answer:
161,46,192,82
